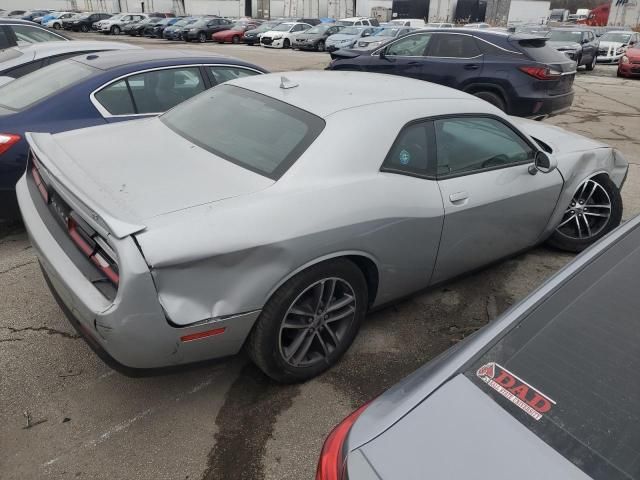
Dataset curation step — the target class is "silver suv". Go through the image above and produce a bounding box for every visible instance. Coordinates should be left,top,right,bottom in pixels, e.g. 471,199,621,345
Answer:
96,13,147,35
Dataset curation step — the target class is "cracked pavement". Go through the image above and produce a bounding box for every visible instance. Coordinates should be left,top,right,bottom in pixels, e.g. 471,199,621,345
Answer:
1,39,639,480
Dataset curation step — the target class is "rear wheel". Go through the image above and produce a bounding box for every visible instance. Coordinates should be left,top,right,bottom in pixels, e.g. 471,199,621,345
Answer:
232,35,240,44
316,40,325,52
246,259,367,383
547,176,622,252
472,90,506,111
585,54,596,71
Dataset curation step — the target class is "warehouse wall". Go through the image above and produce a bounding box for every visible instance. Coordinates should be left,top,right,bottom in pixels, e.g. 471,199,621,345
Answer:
608,0,640,28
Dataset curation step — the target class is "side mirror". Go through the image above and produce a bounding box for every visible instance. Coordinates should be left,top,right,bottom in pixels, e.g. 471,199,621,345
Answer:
529,151,557,175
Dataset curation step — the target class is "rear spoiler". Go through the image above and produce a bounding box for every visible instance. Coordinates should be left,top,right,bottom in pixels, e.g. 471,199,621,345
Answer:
26,131,146,239
329,49,362,61
510,33,550,47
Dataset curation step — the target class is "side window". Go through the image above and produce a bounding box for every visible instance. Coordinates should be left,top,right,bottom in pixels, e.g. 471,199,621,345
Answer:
208,66,260,84
94,80,135,115
127,67,205,114
11,25,64,43
434,117,534,176
382,123,430,174
427,34,480,58
386,33,431,56
5,60,44,78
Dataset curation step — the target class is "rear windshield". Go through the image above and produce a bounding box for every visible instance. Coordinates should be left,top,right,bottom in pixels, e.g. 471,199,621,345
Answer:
161,84,325,179
0,60,96,111
515,38,573,63
465,231,640,480
548,30,583,42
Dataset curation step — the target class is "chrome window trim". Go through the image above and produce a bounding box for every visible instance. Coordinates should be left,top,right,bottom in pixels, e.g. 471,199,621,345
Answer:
89,63,264,119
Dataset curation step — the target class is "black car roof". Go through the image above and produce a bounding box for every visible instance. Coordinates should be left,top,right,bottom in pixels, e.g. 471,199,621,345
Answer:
72,49,236,70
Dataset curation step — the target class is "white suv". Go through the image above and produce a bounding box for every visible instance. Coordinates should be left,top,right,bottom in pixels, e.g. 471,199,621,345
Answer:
260,22,312,48
338,17,379,26
96,13,147,35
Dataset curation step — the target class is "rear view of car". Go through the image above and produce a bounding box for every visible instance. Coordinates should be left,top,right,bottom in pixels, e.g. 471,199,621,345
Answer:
318,213,640,480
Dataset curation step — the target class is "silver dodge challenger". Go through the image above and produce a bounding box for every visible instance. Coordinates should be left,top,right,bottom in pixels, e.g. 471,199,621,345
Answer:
17,71,628,382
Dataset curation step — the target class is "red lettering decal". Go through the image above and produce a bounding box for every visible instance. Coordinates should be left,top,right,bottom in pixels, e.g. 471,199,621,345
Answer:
509,384,530,401
528,393,552,413
494,370,516,388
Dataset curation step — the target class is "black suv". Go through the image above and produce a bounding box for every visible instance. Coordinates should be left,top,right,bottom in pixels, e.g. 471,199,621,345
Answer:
64,12,111,32
547,27,598,70
183,17,232,43
329,29,577,118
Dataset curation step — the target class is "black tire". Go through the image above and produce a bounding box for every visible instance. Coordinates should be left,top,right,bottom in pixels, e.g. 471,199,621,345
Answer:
111,25,120,35
232,35,240,44
547,176,622,253
316,40,325,52
617,70,624,77
283,38,290,49
80,24,89,32
198,32,207,43
53,23,61,30
246,259,368,383
472,90,506,111
585,54,596,71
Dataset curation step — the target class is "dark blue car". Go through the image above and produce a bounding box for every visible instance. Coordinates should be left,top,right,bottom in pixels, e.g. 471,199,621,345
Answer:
0,49,266,219
328,29,577,119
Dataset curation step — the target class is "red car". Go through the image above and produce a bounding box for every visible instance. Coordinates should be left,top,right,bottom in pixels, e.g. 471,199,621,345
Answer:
212,24,255,44
618,47,640,78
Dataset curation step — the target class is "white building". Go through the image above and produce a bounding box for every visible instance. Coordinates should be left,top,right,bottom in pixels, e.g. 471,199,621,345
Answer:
1,0,393,19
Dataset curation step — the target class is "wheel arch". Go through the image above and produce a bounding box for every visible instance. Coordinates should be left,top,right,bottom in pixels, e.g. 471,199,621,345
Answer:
265,251,380,308
463,83,510,111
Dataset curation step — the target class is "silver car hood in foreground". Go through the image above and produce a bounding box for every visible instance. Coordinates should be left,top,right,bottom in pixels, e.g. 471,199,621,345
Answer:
349,375,590,479
27,119,274,236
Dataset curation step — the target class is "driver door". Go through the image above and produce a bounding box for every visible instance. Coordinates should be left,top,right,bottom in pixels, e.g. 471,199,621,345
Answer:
430,116,563,284
361,32,433,78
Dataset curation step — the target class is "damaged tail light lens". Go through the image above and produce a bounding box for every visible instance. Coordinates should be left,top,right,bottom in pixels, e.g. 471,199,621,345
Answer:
31,161,49,203
68,217,120,286
519,66,563,80
316,402,370,480
0,133,21,155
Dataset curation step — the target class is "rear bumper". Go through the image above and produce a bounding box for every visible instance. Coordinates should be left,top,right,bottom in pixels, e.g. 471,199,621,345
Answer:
16,174,260,370
510,90,575,118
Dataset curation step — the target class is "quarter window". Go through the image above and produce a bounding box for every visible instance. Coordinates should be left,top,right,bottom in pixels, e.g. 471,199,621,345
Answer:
127,67,205,113
207,66,260,84
434,117,534,176
428,33,480,58
386,33,432,56
382,123,430,174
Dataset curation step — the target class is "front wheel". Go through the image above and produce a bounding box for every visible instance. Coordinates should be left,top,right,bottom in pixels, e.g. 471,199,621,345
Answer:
283,38,290,49
53,23,61,29
80,24,89,32
232,35,240,44
585,54,597,71
198,32,207,43
316,40,325,52
246,259,367,383
547,176,622,252
111,25,120,35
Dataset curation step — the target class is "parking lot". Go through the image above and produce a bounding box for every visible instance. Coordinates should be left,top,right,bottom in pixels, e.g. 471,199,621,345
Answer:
1,34,640,480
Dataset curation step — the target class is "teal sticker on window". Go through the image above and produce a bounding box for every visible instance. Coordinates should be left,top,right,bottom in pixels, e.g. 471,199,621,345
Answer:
399,149,410,165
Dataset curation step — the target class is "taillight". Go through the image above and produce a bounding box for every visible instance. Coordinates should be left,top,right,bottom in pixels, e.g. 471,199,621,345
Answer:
519,65,563,80
31,163,49,203
68,217,120,286
0,133,20,155
316,402,370,480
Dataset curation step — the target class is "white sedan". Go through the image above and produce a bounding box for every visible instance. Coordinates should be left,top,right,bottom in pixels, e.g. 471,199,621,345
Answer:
260,22,312,48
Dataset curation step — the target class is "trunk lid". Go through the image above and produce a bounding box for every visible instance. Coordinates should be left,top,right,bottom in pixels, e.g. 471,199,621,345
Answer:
26,118,274,237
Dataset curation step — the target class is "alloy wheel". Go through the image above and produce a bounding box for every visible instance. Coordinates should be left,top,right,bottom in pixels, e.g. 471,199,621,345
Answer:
278,278,356,368
555,179,612,240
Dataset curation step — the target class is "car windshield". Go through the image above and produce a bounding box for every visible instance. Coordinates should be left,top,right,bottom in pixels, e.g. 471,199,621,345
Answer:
0,60,96,111
109,14,125,21
255,22,278,32
161,85,325,179
548,30,583,42
155,18,170,25
78,15,90,20
231,25,245,31
273,23,294,31
374,27,400,36
173,19,190,27
340,27,362,35
465,243,640,479
601,32,631,43
306,25,329,34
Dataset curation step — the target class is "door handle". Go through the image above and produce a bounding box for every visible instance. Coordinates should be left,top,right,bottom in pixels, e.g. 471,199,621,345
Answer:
407,61,421,65
449,191,469,203
464,64,479,70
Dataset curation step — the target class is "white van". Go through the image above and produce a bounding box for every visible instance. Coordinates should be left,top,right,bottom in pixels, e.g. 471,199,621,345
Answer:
389,18,426,28
338,17,380,26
